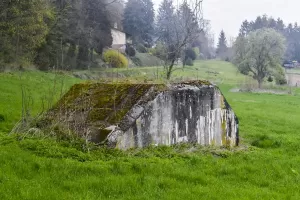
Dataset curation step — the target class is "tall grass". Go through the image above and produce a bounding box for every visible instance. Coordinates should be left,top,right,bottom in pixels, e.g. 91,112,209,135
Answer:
0,70,80,133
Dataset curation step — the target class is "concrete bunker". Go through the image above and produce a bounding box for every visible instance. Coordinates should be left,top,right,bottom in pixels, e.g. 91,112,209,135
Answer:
41,81,239,149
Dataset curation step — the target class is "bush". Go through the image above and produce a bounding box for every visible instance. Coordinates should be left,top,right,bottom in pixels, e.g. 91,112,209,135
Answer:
103,50,128,68
185,48,197,61
193,47,200,58
148,48,156,55
274,65,287,85
267,76,273,82
136,44,148,53
152,43,167,60
185,58,194,66
275,73,287,85
225,57,230,62
276,77,287,85
125,45,136,57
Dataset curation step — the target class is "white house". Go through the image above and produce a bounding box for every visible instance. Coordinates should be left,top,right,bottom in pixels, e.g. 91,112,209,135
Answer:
111,23,131,52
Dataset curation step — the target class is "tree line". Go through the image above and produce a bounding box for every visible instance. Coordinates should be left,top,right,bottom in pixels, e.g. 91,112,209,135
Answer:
1,0,210,73
216,15,300,63
0,0,121,70
239,15,300,62
214,15,300,88
0,0,209,79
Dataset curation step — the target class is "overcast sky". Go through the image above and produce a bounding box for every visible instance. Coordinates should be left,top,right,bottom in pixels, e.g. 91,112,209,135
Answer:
153,0,300,42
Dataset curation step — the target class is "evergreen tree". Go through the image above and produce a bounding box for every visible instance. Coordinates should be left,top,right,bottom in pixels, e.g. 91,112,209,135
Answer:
76,0,112,69
0,0,51,65
276,18,285,32
252,16,264,30
123,0,154,45
239,20,250,37
178,2,199,42
35,0,113,70
216,30,228,58
268,18,277,29
156,0,175,45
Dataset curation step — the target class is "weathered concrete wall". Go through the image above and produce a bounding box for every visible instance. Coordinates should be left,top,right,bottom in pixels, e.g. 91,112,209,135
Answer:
39,82,238,150
108,84,238,149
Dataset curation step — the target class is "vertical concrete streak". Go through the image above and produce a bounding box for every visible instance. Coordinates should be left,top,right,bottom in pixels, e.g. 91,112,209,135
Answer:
114,85,238,149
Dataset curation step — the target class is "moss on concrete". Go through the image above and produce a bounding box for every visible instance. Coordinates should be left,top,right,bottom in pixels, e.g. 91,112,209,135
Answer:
180,80,211,86
52,82,170,125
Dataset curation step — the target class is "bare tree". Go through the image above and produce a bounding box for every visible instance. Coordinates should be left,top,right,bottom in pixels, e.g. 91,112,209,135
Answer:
156,0,203,79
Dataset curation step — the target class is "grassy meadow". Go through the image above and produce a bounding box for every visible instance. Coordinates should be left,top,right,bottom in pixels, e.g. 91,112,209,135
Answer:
0,61,300,199
75,60,247,84
0,71,81,133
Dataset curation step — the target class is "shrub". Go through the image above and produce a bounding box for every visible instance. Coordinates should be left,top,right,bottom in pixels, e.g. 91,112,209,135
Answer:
275,73,287,85
185,48,197,61
267,76,273,82
153,43,167,60
276,78,287,85
148,48,156,55
185,58,194,66
103,50,128,68
193,47,200,58
125,45,136,57
136,44,148,53
274,65,287,85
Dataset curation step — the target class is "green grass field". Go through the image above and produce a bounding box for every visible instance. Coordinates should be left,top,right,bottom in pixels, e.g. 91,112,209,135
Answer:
0,61,300,199
0,71,80,133
78,60,247,84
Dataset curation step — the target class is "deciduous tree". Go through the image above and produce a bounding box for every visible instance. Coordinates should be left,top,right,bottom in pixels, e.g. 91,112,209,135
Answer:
233,28,286,88
156,0,203,79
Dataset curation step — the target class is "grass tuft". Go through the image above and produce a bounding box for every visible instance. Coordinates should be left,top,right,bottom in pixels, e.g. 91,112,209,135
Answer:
251,135,282,149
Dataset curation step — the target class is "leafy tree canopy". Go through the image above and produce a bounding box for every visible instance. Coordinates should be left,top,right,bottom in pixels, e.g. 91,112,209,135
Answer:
233,28,286,88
